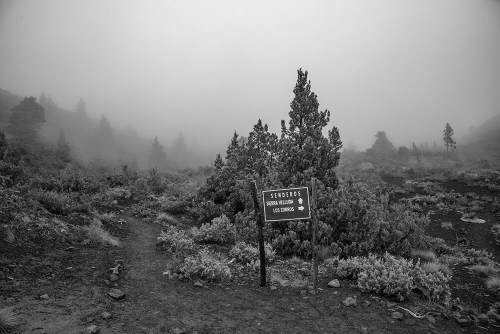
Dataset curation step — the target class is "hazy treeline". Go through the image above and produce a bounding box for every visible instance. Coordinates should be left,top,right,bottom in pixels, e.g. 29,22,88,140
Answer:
0,87,207,172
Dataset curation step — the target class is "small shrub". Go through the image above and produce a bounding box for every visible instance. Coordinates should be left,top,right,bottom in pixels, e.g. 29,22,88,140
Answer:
192,214,236,245
468,264,498,277
0,307,20,333
85,218,120,246
30,189,71,215
326,253,451,303
156,212,178,226
168,248,232,282
421,261,452,276
229,241,276,264
411,249,436,262
485,276,500,294
157,226,195,253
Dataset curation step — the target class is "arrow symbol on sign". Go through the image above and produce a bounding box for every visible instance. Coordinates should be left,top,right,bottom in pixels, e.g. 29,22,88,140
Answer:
298,206,304,211
298,198,303,204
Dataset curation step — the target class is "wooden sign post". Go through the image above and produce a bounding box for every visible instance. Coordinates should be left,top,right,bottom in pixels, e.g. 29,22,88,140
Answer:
311,177,319,295
250,180,266,287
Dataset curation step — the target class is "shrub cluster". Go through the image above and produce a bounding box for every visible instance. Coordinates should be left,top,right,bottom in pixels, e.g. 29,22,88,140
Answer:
325,253,451,304
167,248,232,282
191,214,236,245
229,241,276,264
157,226,195,253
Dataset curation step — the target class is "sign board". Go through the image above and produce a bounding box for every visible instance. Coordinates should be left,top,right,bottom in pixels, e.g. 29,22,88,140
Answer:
262,187,311,222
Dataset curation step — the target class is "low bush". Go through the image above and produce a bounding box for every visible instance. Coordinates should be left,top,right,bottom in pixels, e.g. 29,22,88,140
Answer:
30,189,72,215
325,253,451,303
229,241,276,264
157,226,195,253
167,248,232,282
85,218,120,247
486,276,500,294
192,214,236,245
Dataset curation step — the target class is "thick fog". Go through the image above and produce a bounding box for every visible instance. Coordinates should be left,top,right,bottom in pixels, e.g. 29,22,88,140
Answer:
1,0,500,158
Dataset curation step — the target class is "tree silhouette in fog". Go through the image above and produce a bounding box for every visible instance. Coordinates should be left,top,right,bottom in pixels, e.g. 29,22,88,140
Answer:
56,130,71,162
370,131,394,157
443,123,456,152
148,136,167,171
76,98,86,117
9,96,46,146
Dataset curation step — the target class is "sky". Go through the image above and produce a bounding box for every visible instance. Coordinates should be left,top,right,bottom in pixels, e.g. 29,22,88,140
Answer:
1,0,500,155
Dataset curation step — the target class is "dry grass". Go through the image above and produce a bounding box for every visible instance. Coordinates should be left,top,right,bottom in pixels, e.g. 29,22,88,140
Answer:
485,276,500,293
157,213,178,225
421,261,452,276
468,264,498,277
0,307,20,333
411,249,436,263
85,218,120,247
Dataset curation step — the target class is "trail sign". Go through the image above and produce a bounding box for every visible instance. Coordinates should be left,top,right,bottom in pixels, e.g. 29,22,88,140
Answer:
262,187,310,222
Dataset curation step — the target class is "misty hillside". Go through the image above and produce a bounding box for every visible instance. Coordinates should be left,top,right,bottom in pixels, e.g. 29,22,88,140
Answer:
0,87,195,172
459,113,500,159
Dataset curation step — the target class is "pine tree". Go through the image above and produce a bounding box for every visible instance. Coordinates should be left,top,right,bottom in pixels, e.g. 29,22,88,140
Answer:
76,98,86,117
443,123,456,152
371,131,394,157
38,92,47,106
56,130,71,162
96,115,114,142
279,68,342,188
9,96,46,146
148,136,167,170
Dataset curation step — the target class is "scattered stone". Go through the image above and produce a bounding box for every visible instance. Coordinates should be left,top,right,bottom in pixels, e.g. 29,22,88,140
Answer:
425,314,436,324
87,325,99,334
270,286,277,290
386,302,397,308
328,279,340,288
109,273,119,282
361,300,370,308
379,300,386,306
193,281,204,288
39,294,49,299
343,297,357,307
478,313,489,323
487,309,500,322
456,318,472,327
101,312,112,320
172,328,184,334
107,288,125,300
65,246,76,251
391,311,404,320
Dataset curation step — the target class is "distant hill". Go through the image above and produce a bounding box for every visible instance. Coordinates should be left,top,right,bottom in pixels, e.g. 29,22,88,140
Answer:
0,88,22,130
460,113,500,160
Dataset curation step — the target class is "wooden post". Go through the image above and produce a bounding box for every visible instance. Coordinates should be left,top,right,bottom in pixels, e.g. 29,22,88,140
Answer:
250,180,266,287
311,177,319,295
